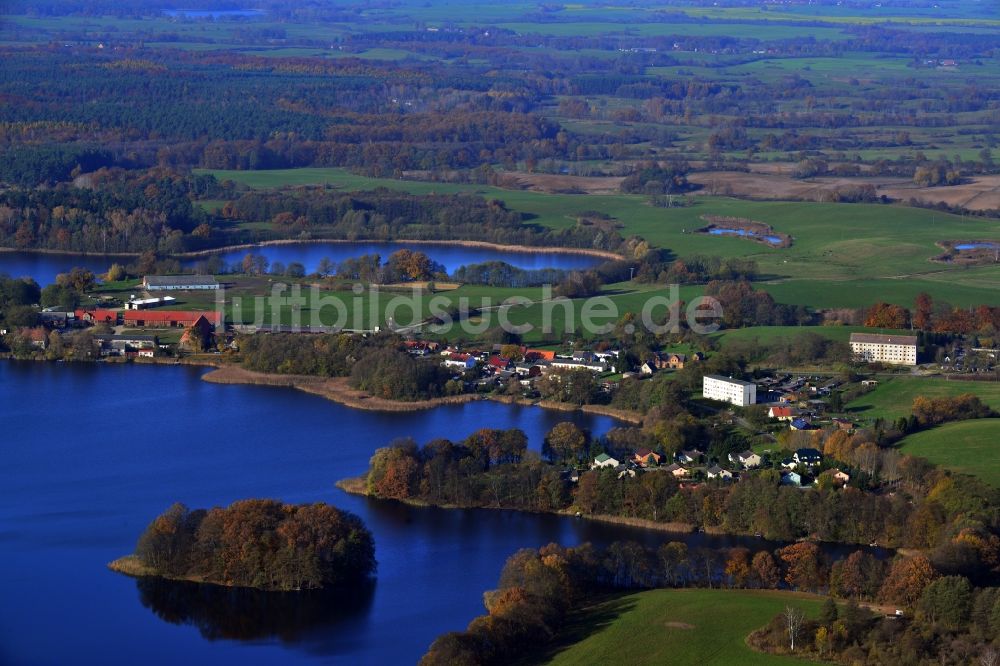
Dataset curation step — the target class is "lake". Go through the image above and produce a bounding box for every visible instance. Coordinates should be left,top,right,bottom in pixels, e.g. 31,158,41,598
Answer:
0,242,604,286
0,361,624,665
0,362,872,664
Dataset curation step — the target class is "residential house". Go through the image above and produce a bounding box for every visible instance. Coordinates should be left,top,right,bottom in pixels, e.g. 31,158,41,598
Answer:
794,448,823,467
591,453,620,469
487,355,514,374
781,471,803,487
789,418,812,431
655,351,701,370
769,406,798,421
633,447,662,467
443,353,478,371
640,362,657,375
676,449,703,465
706,465,733,480
38,311,74,328
93,334,158,358
515,362,541,378
663,463,690,478
21,327,48,349
616,464,637,479
831,417,855,432
729,450,761,469
818,469,850,487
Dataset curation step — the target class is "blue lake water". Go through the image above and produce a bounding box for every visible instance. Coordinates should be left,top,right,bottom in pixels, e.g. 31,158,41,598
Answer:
0,362,873,664
707,228,783,245
0,242,604,286
955,242,999,251
187,241,605,275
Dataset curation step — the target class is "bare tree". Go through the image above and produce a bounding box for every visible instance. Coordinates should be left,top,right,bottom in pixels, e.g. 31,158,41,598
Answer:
784,605,805,652
981,646,1000,666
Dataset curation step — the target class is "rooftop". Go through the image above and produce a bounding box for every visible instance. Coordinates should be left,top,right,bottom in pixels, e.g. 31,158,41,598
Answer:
849,333,917,346
704,374,755,387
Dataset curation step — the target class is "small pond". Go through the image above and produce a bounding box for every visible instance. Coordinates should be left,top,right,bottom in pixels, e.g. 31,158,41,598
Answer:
708,228,784,245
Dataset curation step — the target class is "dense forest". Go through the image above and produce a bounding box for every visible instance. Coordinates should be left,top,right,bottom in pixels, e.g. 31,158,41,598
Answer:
124,500,376,592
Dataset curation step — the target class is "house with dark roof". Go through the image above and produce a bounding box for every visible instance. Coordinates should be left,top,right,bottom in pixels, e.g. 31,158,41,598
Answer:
781,471,803,487
676,449,703,465
663,463,690,478
706,465,733,480
729,450,762,469
790,418,812,431
633,447,662,467
794,448,823,467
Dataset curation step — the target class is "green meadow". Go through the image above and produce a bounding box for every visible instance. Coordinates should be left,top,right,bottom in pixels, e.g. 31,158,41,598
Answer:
847,377,1000,422
900,419,1000,486
545,588,823,666
200,167,1000,308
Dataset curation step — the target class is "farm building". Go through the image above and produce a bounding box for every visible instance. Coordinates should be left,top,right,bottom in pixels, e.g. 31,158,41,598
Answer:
123,310,221,328
142,275,219,291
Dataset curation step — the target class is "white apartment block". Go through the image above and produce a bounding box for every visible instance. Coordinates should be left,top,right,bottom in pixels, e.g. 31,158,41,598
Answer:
849,333,917,366
703,374,757,407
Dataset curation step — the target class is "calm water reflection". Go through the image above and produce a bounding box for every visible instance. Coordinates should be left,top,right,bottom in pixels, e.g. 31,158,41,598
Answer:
0,241,602,286
0,362,872,665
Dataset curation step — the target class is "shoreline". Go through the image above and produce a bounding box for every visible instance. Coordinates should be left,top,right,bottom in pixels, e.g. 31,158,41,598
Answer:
335,477,697,535
2,355,642,421
175,238,623,261
201,365,483,412
0,238,621,262
200,364,643,421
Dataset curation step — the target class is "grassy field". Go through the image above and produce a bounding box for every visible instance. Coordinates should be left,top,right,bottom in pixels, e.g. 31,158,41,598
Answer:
544,588,822,666
711,324,909,347
198,168,1000,309
94,276,707,341
847,376,1000,421
900,419,1000,486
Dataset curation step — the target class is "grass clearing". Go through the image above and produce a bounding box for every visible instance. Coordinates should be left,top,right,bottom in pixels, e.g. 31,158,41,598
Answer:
544,588,822,666
847,377,1000,422
900,419,1000,486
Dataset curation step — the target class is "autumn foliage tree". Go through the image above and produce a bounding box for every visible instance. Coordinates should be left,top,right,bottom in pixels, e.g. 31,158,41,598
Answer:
777,542,828,593
864,301,911,329
131,500,376,592
879,555,939,607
